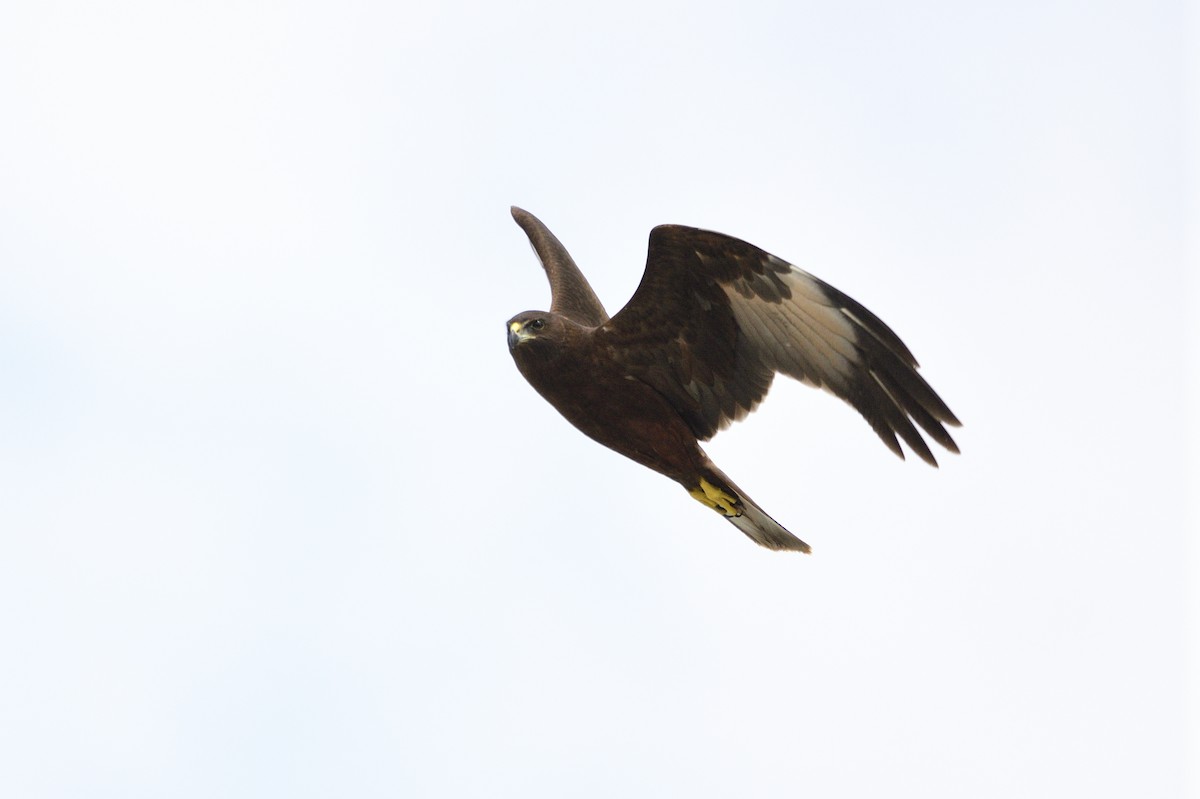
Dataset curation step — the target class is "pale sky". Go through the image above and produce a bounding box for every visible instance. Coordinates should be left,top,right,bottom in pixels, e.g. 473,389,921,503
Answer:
1,1,1195,796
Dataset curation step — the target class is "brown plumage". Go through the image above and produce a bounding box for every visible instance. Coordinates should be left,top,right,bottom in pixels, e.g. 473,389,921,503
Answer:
506,207,960,552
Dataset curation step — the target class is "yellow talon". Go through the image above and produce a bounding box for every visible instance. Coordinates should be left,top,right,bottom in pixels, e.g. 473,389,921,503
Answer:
688,478,742,518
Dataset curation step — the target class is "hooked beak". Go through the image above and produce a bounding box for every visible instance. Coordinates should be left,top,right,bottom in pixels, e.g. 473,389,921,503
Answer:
507,320,530,351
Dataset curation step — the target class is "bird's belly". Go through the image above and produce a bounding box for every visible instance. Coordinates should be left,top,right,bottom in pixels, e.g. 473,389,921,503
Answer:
544,376,703,485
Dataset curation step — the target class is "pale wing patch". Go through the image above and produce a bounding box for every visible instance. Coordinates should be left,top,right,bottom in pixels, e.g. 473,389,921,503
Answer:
723,265,862,390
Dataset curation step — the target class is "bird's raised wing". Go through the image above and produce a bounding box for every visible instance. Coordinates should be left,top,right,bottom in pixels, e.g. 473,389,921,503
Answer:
599,224,960,465
511,207,609,327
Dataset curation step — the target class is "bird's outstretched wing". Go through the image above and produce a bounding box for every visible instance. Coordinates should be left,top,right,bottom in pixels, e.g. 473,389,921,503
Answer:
511,207,609,327
599,225,960,465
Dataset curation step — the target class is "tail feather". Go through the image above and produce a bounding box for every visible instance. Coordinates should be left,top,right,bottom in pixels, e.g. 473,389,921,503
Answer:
700,462,811,553
728,493,811,553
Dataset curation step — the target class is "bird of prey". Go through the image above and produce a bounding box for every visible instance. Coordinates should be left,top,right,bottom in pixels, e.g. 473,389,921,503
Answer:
506,207,959,552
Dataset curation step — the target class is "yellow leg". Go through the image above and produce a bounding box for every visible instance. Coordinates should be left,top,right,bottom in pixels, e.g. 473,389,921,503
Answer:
687,478,742,518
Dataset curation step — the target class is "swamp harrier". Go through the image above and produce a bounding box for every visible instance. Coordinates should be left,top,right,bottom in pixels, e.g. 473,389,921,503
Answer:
506,207,959,552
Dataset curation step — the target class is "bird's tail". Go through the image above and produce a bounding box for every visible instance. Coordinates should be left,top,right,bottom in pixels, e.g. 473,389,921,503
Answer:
689,462,811,553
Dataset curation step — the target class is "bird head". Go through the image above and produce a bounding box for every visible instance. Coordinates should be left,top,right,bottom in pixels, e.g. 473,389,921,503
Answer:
506,311,551,351
506,311,592,376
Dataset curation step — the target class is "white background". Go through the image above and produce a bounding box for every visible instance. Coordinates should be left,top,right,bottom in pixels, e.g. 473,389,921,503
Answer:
1,1,1195,796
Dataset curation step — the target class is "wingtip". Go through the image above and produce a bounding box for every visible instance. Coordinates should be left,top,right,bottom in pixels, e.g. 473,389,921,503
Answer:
509,206,549,241
508,206,611,327
511,206,537,227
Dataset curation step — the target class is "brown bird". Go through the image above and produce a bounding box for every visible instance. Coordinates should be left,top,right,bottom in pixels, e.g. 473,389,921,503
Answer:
506,207,959,552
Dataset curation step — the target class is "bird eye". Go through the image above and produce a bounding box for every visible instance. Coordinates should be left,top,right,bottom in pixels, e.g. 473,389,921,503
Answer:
530,319,545,330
